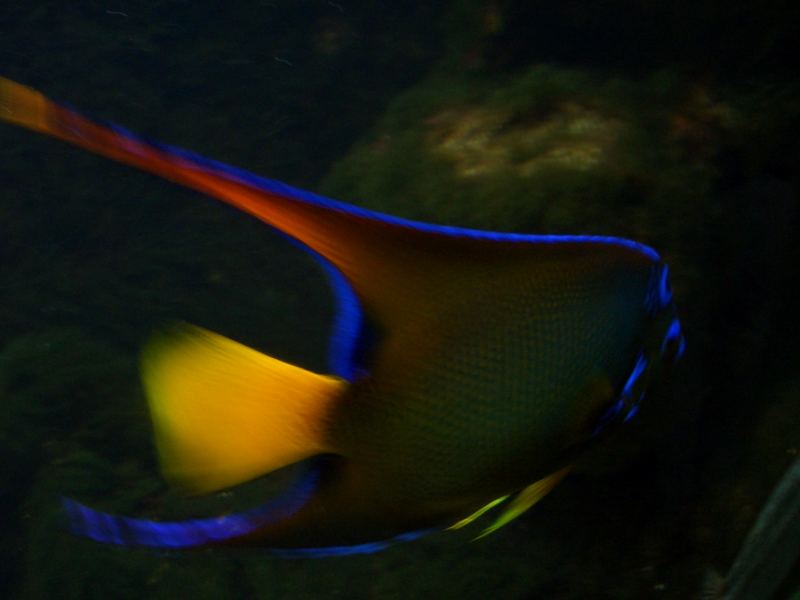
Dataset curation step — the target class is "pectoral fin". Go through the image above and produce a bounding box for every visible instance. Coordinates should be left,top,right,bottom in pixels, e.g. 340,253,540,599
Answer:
447,496,509,531
475,466,573,539
142,324,346,494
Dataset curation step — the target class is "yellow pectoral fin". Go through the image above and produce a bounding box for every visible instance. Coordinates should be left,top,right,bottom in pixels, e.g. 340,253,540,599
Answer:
447,496,510,531
142,325,346,494
475,466,573,540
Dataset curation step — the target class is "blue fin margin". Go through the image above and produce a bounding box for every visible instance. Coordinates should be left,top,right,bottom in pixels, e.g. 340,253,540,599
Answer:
62,462,433,557
61,464,321,549
99,119,662,262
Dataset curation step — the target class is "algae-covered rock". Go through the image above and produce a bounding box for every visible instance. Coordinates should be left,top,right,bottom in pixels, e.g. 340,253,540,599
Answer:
321,64,729,245
1,2,799,599
321,57,800,597
0,328,145,598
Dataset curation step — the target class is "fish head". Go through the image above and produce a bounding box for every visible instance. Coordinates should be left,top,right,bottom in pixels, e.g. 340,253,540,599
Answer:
592,260,684,434
645,262,685,368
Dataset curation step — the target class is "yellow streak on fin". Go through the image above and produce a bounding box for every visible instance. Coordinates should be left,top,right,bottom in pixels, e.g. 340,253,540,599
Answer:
447,495,510,531
142,324,346,494
474,466,573,540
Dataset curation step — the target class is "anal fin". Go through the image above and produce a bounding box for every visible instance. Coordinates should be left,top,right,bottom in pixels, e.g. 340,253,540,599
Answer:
475,466,573,539
447,496,509,531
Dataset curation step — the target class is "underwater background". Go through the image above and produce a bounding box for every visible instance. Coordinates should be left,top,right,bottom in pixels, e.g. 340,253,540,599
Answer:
1,1,798,598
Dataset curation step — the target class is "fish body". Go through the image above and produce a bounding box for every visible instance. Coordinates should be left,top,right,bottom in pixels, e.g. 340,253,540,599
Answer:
1,77,684,555
234,240,668,550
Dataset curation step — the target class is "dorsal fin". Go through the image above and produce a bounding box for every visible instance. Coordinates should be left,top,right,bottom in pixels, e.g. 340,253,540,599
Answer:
0,77,660,337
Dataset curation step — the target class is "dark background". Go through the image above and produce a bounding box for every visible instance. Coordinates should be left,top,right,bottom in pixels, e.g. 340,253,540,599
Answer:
1,1,798,598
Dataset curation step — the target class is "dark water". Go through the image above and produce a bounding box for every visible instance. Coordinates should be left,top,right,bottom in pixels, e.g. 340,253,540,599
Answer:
1,2,798,598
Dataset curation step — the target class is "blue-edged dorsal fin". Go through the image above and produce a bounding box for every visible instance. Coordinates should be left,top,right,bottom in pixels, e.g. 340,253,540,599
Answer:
0,77,660,338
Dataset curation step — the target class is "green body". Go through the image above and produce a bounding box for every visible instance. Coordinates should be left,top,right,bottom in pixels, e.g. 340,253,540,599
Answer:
243,241,666,548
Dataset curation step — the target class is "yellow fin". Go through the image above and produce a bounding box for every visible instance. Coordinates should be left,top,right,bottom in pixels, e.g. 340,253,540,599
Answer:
475,466,573,540
141,324,346,494
447,495,510,531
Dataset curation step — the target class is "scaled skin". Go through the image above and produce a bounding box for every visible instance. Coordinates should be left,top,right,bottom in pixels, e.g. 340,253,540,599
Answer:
0,77,683,553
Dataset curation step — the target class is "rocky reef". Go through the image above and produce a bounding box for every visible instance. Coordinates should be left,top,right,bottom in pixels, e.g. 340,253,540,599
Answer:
1,1,798,598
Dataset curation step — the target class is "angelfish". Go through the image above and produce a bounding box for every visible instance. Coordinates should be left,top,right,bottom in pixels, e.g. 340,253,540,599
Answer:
0,77,684,556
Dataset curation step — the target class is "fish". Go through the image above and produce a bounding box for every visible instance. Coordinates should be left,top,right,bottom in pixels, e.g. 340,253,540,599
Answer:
0,77,685,556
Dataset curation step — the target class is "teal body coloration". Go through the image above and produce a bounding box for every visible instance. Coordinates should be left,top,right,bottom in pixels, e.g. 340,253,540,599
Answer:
335,244,655,499
233,242,682,549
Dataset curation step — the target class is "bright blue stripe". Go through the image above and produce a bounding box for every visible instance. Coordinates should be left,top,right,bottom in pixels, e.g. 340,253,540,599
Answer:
660,317,684,357
676,335,687,360
315,253,364,380
620,353,649,423
622,404,640,423
658,265,673,306
100,120,662,262
62,464,321,548
267,528,433,558
263,231,364,381
621,353,648,400
593,351,650,436
98,114,662,381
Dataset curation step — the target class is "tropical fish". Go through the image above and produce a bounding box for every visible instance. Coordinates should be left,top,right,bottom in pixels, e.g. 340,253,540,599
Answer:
0,77,684,557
